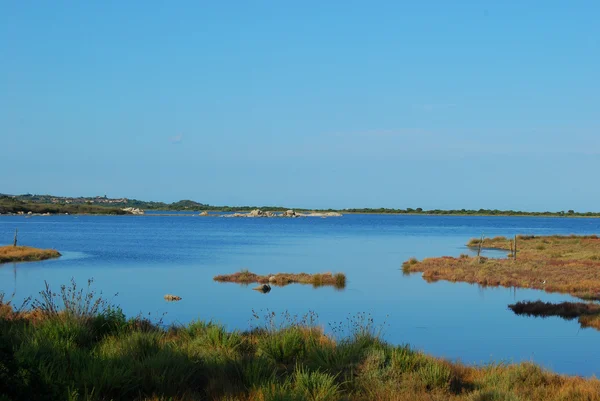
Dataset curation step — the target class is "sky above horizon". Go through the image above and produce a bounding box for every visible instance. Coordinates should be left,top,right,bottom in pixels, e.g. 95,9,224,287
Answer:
1,2,599,211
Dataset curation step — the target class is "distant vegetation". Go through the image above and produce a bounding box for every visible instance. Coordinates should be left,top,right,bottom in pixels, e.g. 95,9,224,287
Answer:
0,246,61,263
1,280,599,401
403,235,600,300
342,207,600,217
3,193,600,216
0,196,130,215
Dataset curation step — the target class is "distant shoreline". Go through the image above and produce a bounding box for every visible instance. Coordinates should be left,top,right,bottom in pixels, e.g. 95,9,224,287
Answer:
3,211,600,219
2,193,599,218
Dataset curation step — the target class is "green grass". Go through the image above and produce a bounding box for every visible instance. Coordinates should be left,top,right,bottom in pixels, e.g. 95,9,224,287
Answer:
1,281,600,401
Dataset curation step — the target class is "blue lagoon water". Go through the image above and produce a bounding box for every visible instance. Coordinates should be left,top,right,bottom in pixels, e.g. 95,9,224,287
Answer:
1,214,599,376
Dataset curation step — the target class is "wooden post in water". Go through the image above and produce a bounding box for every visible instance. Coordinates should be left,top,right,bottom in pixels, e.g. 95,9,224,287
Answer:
13,228,18,247
509,239,514,259
514,235,517,260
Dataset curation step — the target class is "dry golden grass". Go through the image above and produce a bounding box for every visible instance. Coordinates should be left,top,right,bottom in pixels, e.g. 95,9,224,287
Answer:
214,270,346,288
403,235,600,300
0,245,61,263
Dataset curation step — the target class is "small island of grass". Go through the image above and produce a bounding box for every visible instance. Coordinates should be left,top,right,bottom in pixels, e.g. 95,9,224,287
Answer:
402,234,600,300
509,300,600,331
214,270,346,289
0,245,61,264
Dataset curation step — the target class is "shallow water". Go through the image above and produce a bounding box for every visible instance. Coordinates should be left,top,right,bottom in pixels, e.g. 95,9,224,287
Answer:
1,214,599,376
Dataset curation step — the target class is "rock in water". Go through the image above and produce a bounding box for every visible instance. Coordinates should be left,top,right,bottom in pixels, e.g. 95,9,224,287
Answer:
164,294,182,301
122,207,145,215
249,209,264,217
253,284,271,293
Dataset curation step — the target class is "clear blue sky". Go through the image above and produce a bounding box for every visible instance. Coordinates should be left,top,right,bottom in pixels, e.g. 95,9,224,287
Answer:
1,1,599,211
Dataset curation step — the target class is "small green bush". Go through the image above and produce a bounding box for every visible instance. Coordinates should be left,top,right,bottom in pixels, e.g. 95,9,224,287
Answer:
294,366,340,401
98,331,163,361
417,360,452,390
258,328,306,365
239,356,277,390
334,273,346,289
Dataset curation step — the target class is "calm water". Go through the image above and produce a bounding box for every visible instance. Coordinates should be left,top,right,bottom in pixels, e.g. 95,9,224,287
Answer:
1,214,599,376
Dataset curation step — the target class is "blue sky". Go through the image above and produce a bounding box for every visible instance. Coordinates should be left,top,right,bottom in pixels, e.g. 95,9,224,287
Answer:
1,1,599,210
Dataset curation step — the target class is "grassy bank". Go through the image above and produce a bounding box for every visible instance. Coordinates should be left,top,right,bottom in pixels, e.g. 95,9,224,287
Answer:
1,282,600,401
214,270,346,289
0,245,61,264
402,235,600,300
509,301,600,331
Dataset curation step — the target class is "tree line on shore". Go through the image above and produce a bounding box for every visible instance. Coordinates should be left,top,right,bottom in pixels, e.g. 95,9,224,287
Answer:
2,194,598,217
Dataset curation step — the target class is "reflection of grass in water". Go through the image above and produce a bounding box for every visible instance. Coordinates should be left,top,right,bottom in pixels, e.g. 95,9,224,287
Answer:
214,271,347,289
49,251,90,262
509,300,600,331
403,235,600,300
1,281,600,401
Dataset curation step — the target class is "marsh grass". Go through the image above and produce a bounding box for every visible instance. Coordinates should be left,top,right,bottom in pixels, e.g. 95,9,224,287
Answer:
294,366,340,401
214,271,346,289
403,235,600,300
401,257,419,274
0,245,61,264
1,282,600,401
509,301,600,331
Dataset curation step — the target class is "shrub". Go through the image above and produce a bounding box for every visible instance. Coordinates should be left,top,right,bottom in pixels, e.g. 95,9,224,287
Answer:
334,273,346,289
194,324,243,354
467,389,523,401
98,331,163,362
256,380,304,401
401,258,419,274
258,328,306,366
294,366,340,401
390,345,424,373
90,306,127,338
238,356,277,390
417,360,452,390
31,278,116,320
29,315,96,350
